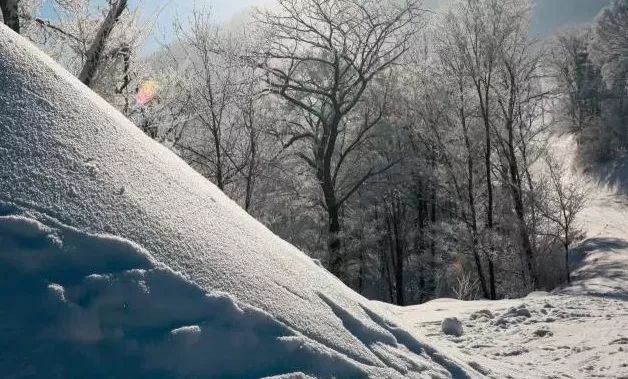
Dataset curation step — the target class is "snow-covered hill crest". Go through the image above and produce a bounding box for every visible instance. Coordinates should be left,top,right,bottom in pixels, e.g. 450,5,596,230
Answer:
0,24,478,378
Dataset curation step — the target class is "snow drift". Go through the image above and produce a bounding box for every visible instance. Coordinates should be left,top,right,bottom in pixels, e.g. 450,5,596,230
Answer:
0,24,476,378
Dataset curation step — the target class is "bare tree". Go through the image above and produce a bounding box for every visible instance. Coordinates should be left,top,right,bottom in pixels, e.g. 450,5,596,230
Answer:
437,0,543,293
492,20,547,288
439,0,524,298
537,156,588,284
234,73,277,213
434,19,492,299
546,27,599,131
168,11,242,191
590,0,628,82
255,0,424,279
153,10,279,214
17,0,145,112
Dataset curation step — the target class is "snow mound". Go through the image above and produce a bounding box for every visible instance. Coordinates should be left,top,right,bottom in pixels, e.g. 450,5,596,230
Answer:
0,25,475,378
441,318,463,337
0,209,377,377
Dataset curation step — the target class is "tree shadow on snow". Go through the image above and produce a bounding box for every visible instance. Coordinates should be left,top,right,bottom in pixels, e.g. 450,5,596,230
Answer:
586,155,628,197
564,237,628,301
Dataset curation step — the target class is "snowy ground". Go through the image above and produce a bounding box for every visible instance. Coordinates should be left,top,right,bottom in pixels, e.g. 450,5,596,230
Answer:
377,137,628,379
380,293,628,378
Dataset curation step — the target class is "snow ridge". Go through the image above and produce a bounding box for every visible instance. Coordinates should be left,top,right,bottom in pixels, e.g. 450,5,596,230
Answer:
0,204,373,378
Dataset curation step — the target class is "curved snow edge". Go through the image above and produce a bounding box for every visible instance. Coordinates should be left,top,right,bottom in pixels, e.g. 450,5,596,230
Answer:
0,202,388,378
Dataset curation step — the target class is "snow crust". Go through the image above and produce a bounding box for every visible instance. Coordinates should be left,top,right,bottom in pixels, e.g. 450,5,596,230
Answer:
0,24,476,378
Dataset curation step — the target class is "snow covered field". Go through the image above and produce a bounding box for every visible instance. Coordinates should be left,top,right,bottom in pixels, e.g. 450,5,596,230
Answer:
378,138,628,379
0,24,478,378
380,292,628,378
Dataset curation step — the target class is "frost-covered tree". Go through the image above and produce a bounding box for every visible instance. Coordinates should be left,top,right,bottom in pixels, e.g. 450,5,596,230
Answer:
591,0,628,83
550,0,628,165
18,0,147,114
78,0,128,87
254,0,424,280
432,0,544,296
0,0,20,32
591,0,628,150
146,10,281,215
547,27,603,132
536,155,587,284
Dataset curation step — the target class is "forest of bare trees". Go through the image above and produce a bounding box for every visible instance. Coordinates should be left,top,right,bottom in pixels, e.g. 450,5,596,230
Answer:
2,0,627,305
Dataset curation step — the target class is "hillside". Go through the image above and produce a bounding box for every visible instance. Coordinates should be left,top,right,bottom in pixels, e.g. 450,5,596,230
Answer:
0,24,476,378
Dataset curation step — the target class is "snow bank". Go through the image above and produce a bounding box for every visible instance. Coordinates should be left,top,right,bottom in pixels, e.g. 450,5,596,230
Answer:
0,24,476,378
0,210,375,378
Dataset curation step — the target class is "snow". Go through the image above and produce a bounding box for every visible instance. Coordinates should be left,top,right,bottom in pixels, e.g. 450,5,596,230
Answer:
380,291,628,378
377,135,628,378
3,18,627,379
441,318,463,337
0,24,478,378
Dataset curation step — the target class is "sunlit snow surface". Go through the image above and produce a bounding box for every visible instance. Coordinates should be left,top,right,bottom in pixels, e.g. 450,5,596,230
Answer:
0,24,477,378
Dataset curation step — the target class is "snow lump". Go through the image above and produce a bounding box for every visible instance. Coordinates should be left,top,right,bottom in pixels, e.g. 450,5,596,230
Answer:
441,317,464,337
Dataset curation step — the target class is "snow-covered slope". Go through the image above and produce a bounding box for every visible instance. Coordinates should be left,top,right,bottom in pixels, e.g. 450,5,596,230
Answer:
0,24,479,378
550,135,628,300
380,136,628,379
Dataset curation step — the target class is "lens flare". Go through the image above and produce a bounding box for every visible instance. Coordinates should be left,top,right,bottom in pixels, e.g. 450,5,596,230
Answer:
136,80,159,106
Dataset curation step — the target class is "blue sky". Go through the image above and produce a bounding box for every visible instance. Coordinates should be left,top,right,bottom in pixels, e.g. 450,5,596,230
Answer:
40,0,275,51
140,0,611,32
139,0,275,50
530,0,610,36
41,0,611,52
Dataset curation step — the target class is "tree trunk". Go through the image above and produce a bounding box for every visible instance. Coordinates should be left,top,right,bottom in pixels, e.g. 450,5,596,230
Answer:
78,0,127,87
393,198,404,306
357,243,364,294
213,127,224,191
244,116,257,212
488,258,497,299
483,122,498,298
376,208,395,302
564,242,571,284
319,110,345,280
472,248,489,298
0,0,19,33
327,203,342,278
460,96,491,299
429,173,437,298
507,124,537,288
417,182,427,303
477,80,497,299
394,229,404,306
